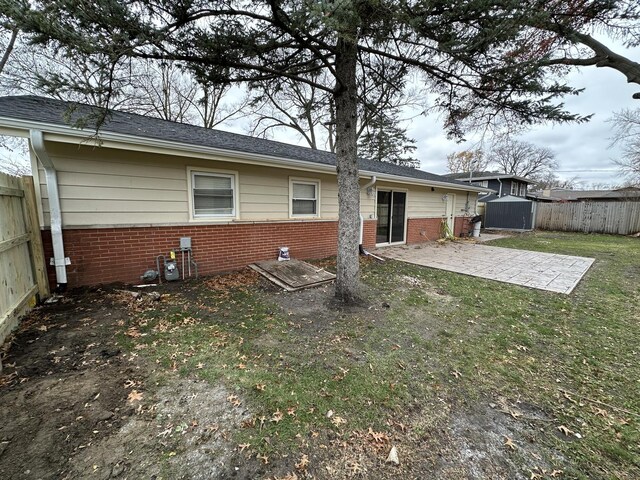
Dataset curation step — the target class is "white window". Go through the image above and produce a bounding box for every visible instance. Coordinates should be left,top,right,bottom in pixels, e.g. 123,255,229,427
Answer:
290,178,320,217
519,183,527,196
189,170,236,218
510,182,518,195
471,180,488,187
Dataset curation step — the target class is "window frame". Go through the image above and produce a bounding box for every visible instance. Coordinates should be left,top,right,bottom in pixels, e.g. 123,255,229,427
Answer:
519,183,527,196
289,177,321,218
187,167,239,221
510,181,518,196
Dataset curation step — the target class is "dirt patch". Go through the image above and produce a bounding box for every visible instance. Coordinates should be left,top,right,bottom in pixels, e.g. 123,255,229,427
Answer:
1,270,576,479
0,286,262,480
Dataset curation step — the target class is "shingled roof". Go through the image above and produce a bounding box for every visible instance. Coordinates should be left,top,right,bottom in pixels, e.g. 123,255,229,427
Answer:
0,95,477,189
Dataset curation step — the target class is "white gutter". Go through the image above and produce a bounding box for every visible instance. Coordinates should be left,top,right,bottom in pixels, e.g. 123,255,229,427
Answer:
362,175,377,191
1,117,491,194
30,129,68,288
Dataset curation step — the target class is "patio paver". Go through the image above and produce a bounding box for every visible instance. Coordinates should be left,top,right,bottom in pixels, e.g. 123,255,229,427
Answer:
375,242,595,294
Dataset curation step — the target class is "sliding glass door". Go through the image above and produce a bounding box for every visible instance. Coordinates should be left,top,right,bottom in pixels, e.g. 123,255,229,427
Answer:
376,190,406,244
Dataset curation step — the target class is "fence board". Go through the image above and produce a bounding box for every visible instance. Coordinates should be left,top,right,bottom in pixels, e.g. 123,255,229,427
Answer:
0,172,49,360
536,201,640,235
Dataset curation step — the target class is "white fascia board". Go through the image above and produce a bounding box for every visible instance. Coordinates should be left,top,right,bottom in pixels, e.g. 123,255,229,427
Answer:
0,116,338,175
360,170,492,193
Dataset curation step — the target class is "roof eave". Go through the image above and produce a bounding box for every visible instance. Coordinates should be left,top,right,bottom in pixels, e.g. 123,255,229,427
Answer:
0,116,487,192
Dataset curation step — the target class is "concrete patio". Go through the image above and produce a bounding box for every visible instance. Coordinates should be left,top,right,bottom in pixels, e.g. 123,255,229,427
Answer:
376,241,595,294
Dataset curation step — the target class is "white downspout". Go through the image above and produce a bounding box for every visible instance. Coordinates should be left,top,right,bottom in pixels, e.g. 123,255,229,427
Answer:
497,178,503,197
30,129,68,289
362,175,377,192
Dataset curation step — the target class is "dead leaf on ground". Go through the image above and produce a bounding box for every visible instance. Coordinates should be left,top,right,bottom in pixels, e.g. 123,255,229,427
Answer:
558,425,573,436
295,453,309,472
271,410,284,423
503,436,517,450
127,390,143,403
331,416,347,427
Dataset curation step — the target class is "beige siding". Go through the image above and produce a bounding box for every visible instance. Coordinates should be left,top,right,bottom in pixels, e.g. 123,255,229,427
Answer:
37,141,478,228
37,142,343,227
371,182,462,219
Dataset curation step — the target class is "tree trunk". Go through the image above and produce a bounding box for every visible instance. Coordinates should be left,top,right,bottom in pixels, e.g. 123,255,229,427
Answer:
333,35,361,304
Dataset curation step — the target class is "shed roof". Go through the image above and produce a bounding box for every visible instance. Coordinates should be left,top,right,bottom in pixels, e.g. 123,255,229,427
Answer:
446,171,535,184
0,95,484,192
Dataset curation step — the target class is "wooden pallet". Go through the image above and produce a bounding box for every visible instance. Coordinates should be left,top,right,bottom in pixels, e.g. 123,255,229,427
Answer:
249,259,335,292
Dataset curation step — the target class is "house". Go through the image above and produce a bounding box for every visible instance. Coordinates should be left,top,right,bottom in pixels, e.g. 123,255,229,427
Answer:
0,95,488,289
444,172,537,230
528,187,640,202
445,171,535,202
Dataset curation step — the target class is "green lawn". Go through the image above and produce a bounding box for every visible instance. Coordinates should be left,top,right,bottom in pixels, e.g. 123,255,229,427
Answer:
119,232,640,479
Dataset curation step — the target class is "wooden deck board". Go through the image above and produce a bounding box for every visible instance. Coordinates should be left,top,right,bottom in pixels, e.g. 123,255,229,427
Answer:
250,260,335,291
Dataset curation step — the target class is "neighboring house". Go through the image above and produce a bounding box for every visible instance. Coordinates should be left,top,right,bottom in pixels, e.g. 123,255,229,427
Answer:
445,172,536,230
528,187,640,202
0,96,488,288
445,171,535,202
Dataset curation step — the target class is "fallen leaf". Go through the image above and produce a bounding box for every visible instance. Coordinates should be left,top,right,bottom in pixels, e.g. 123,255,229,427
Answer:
196,362,204,369
331,416,347,427
295,454,309,472
558,425,573,436
257,454,269,464
127,390,143,403
550,469,564,477
271,410,284,423
503,436,516,450
255,383,266,391
238,443,250,452
287,406,297,416
368,427,389,444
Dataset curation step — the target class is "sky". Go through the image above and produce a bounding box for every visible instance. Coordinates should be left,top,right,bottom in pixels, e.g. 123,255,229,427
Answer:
224,41,640,189
2,39,638,187
405,46,640,187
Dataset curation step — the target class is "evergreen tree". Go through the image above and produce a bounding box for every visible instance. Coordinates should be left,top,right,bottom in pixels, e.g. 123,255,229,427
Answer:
3,0,639,303
358,111,418,168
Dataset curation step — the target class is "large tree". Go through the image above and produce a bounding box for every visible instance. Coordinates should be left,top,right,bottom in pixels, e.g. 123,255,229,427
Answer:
446,149,489,174
247,57,424,166
610,108,640,185
489,139,558,178
3,1,639,303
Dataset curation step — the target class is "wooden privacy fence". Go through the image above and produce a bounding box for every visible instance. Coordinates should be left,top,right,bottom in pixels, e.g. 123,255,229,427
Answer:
1,172,49,354
535,200,640,235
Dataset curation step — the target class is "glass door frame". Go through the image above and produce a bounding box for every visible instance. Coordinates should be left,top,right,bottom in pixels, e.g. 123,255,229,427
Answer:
375,188,408,246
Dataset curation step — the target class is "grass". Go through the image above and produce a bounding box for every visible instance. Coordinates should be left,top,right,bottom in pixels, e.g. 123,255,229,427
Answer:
118,231,639,478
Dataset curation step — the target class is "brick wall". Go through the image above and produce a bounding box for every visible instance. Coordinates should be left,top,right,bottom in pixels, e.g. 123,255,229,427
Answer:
406,218,444,244
454,217,472,237
42,220,378,288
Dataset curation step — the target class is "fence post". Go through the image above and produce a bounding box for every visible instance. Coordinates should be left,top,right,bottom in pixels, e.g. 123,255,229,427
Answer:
21,176,49,300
